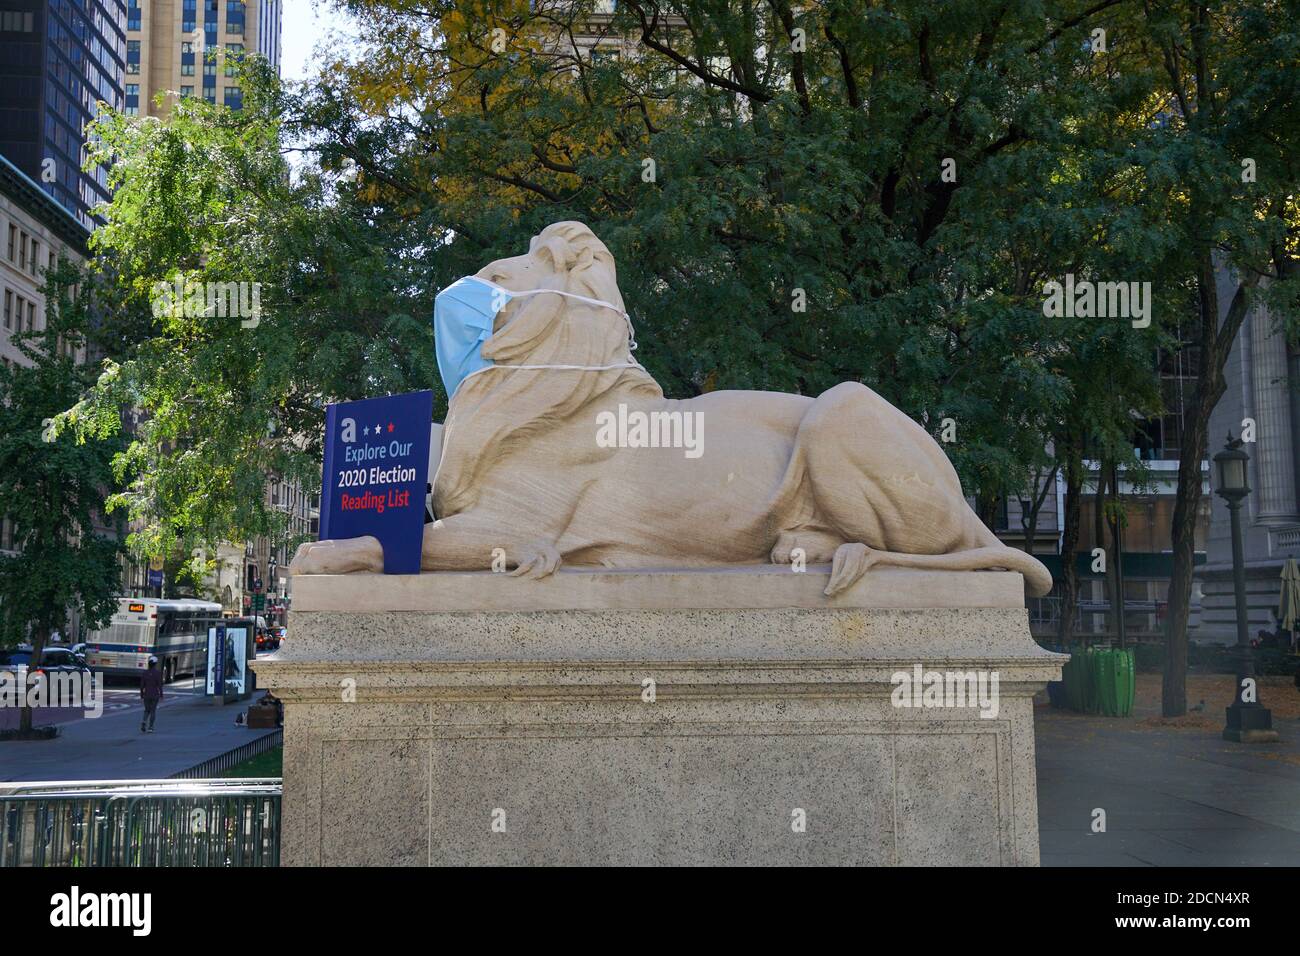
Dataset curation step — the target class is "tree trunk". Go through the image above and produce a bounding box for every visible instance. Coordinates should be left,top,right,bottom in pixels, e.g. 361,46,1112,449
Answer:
1021,464,1059,557
1093,463,1108,566
17,688,33,735
1163,442,1205,716
1093,461,1111,647
1058,440,1083,647
1106,460,1127,648
16,626,49,736
1162,256,1256,717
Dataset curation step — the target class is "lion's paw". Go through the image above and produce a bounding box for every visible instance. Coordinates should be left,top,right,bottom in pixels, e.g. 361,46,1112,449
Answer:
289,537,384,575
771,533,799,565
509,542,563,580
772,530,842,566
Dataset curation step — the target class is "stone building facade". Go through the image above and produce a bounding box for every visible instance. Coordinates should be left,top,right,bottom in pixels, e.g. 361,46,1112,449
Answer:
1197,268,1300,643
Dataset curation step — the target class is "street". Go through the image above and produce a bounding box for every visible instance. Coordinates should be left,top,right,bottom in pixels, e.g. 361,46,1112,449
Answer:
0,650,281,780
1,670,208,730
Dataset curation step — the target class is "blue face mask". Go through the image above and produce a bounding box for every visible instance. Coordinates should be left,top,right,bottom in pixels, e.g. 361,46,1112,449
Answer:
433,275,636,399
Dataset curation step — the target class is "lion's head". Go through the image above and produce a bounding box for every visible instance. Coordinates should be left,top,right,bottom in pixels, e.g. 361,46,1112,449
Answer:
433,222,660,516
467,221,634,368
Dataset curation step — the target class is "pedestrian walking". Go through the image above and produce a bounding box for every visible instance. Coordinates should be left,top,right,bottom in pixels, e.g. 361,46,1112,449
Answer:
140,655,164,733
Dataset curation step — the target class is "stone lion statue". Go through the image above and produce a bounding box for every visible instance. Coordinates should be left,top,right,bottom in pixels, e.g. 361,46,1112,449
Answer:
291,221,1052,597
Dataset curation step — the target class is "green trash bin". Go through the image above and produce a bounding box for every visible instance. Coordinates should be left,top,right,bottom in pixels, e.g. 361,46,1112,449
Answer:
1063,651,1092,712
1092,650,1112,717
1118,649,1135,716
1101,648,1135,717
1084,648,1103,714
1089,648,1136,717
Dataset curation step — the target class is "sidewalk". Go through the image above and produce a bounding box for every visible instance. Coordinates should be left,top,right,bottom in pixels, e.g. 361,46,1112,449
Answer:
1036,674,1300,865
0,686,278,782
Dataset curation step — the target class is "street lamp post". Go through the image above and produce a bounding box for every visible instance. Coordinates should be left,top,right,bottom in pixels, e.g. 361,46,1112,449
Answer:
1213,435,1279,743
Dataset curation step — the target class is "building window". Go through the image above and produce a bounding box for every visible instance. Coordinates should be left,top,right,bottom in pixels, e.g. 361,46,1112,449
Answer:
224,86,242,109
17,231,26,271
3,289,11,329
181,85,194,97
8,225,16,261
226,0,245,37
0,11,36,31
127,40,140,74
29,239,39,275
225,42,243,76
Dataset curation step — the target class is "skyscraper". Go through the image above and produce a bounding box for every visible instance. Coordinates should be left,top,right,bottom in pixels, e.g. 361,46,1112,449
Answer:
124,0,281,118
0,0,127,230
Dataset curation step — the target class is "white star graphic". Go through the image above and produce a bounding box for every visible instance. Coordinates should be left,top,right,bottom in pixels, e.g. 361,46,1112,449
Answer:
363,426,370,436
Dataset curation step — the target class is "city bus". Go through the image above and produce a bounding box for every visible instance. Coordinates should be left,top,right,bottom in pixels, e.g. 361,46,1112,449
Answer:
84,598,224,682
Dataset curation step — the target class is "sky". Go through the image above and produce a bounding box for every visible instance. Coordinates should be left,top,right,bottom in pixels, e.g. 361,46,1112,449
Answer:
279,0,359,84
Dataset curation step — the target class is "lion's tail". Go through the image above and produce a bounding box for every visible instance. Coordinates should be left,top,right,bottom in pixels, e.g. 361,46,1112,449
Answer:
970,521,1054,597
989,547,1054,597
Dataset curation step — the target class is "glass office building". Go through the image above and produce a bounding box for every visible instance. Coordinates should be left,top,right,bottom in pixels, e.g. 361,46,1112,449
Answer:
0,0,127,230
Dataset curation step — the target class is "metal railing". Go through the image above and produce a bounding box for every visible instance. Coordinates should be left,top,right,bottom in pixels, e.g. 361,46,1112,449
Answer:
0,778,281,867
1028,595,1165,638
171,729,283,779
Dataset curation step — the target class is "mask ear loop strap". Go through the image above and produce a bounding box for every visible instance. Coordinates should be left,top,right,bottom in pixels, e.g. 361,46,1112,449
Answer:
510,287,637,352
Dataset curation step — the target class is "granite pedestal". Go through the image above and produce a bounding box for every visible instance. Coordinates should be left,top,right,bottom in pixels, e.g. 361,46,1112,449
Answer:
254,566,1063,866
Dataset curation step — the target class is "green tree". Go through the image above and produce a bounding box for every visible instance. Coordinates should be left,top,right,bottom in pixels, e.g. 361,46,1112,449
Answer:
0,261,125,737
62,0,1298,679
301,0,1162,499
63,71,438,565
1123,1,1300,716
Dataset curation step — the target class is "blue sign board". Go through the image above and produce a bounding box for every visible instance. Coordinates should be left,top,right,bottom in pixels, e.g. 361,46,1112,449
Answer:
147,568,163,589
319,391,433,574
208,623,226,695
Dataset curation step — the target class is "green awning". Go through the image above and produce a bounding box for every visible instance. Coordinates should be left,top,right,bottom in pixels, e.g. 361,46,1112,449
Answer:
1034,551,1206,580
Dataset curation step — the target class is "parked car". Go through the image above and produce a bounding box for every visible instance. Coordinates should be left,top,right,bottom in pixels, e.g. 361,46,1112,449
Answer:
0,649,33,670
32,646,91,677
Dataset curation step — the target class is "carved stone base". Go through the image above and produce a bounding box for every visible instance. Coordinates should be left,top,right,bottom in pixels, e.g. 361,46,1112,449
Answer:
254,567,1062,866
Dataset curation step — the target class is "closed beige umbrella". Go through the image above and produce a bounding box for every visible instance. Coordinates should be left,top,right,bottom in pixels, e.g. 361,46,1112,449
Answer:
1279,559,1300,651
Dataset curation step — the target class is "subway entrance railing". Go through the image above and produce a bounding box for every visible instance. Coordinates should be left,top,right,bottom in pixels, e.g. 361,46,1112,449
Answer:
0,779,282,867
